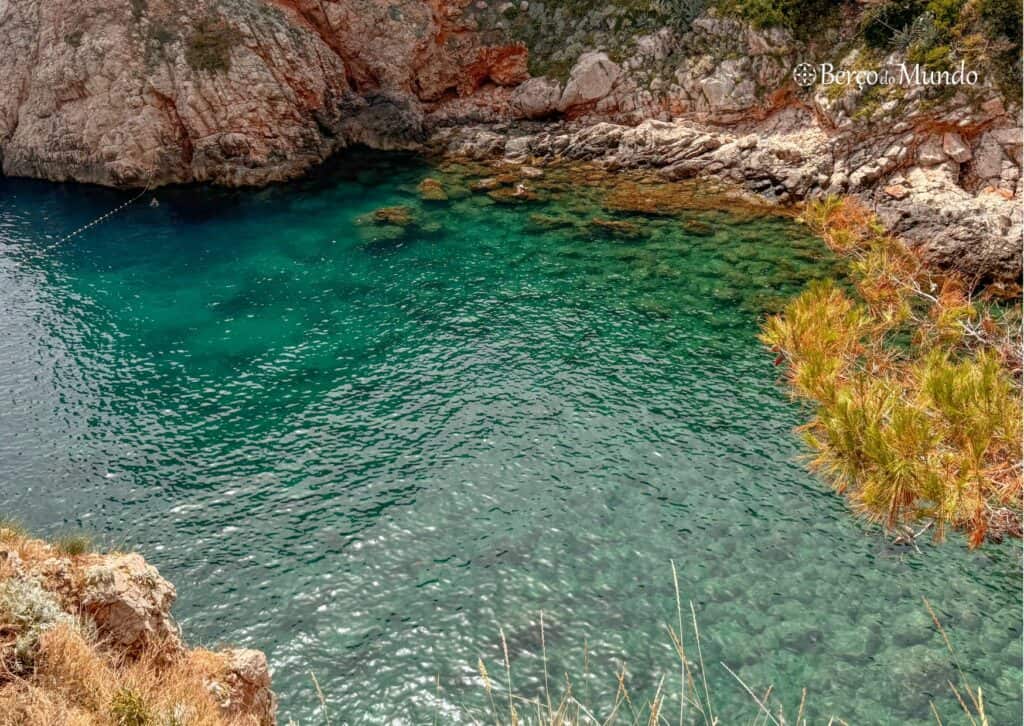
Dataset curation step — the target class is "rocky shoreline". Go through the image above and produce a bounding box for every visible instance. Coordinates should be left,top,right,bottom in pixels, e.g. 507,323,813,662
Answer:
1,2,1020,280
0,530,276,724
429,111,1022,283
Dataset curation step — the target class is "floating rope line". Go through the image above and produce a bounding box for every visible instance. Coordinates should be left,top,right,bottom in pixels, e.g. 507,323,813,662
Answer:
55,180,154,245
39,180,154,254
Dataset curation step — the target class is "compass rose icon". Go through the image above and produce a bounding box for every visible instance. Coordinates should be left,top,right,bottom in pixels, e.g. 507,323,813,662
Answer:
792,63,817,88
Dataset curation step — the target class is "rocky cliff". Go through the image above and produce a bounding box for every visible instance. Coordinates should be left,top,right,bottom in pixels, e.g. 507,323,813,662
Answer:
0,0,532,186
0,528,276,725
0,0,1020,279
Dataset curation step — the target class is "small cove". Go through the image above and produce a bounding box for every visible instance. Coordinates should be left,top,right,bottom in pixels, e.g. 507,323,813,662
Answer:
0,151,1020,724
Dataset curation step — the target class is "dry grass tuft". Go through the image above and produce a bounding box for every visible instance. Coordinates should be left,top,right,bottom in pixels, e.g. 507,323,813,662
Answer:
0,613,254,726
34,624,112,711
55,535,94,558
0,610,250,725
0,529,267,726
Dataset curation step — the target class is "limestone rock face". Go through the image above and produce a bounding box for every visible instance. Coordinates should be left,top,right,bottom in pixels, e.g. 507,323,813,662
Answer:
0,1,1020,282
942,133,972,163
973,132,1009,182
0,0,529,187
0,535,279,724
917,138,948,166
0,0,352,187
699,59,757,113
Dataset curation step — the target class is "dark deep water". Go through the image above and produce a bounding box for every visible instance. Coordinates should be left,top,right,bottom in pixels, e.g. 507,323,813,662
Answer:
0,153,1020,724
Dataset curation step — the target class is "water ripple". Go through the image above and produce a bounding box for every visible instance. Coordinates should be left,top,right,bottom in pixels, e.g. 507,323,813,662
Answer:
0,158,1019,725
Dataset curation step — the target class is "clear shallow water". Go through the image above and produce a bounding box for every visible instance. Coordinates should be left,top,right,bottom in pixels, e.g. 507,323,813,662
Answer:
0,153,1019,724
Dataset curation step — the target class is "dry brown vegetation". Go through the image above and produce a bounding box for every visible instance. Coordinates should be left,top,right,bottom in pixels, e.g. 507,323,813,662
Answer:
0,523,269,726
0,626,236,726
761,197,1022,547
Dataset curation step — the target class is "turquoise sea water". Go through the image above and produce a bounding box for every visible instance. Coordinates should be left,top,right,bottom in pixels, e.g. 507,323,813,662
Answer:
0,153,1020,724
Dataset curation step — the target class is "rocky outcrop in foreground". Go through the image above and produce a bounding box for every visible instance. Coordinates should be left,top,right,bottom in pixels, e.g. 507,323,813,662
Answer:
0,529,275,725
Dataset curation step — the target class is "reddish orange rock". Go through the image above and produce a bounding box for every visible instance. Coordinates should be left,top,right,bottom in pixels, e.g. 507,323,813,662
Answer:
466,44,530,90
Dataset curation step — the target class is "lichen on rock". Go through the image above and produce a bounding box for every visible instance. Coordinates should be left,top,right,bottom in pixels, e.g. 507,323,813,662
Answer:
0,576,74,671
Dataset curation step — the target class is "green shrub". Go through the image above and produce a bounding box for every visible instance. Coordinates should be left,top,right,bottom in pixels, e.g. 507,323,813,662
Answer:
909,42,953,69
150,27,176,47
977,0,1023,99
860,0,928,48
0,577,75,669
718,0,785,27
185,19,240,74
979,0,1022,39
926,0,966,28
717,0,837,32
649,0,711,31
56,534,94,556
763,197,1023,547
130,0,147,20
110,688,154,726
850,0,1020,99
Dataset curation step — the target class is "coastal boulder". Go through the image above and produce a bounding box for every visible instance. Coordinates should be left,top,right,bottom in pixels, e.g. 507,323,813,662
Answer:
511,77,563,119
942,133,972,163
560,52,621,112
80,553,180,652
973,132,1008,183
699,59,757,113
917,138,947,166
207,648,277,726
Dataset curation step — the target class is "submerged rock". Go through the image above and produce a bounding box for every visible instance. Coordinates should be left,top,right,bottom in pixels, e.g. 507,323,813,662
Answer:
487,183,539,203
590,218,642,238
359,205,418,227
418,178,449,201
527,212,580,230
470,177,503,192
602,181,697,216
682,218,714,236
